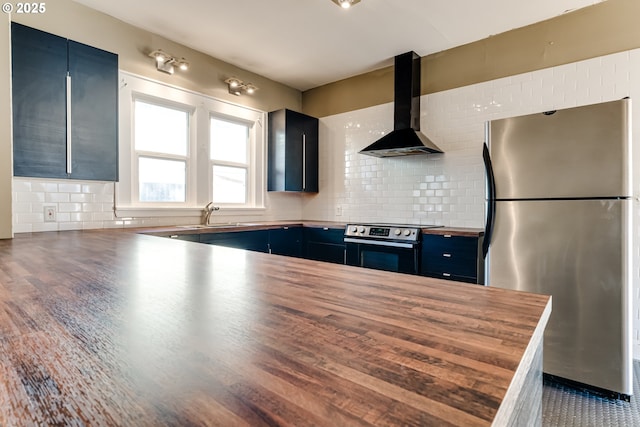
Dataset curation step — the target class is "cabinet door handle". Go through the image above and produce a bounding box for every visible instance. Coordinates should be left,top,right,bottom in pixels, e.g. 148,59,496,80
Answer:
442,272,451,277
443,234,452,238
443,253,452,258
302,133,306,190
169,235,179,239
343,248,347,264
66,73,72,175
283,226,289,230
323,227,329,231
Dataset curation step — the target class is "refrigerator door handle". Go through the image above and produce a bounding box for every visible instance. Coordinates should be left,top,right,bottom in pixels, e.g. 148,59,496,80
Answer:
482,142,496,258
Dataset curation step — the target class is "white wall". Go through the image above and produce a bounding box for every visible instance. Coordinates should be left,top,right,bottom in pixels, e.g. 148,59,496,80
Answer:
307,48,640,356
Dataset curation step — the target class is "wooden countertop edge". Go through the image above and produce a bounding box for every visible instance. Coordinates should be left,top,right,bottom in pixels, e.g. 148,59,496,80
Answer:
136,222,485,237
492,296,552,426
422,227,485,237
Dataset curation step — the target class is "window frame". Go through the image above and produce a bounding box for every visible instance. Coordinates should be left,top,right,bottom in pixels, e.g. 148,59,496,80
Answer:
116,72,266,218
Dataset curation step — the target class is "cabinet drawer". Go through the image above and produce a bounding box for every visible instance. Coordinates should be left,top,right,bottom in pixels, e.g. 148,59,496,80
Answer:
423,256,477,279
303,227,344,245
423,272,478,284
422,235,478,259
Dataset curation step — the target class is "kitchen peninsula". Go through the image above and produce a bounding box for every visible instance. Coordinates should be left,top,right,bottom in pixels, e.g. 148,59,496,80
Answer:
0,230,550,426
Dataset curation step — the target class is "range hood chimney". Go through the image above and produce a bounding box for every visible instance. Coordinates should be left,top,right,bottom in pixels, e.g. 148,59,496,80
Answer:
359,51,443,157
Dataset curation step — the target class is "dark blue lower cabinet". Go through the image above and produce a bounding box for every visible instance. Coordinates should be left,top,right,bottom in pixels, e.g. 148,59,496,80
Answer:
166,234,200,242
420,234,484,284
303,227,346,264
199,230,269,253
268,227,303,257
170,226,347,265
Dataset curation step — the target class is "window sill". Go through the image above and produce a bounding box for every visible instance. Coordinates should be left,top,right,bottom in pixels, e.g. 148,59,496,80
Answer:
115,206,266,218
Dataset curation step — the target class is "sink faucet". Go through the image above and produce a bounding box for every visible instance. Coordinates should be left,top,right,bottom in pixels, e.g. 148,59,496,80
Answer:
203,202,220,225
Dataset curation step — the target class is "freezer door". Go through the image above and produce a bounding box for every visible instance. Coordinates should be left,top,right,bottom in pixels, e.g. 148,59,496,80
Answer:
487,199,632,395
488,99,630,199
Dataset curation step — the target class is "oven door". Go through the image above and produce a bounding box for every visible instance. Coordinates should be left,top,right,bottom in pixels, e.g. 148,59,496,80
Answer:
344,238,420,274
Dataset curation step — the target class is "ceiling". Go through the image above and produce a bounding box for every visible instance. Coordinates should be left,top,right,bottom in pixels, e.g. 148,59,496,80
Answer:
73,0,605,91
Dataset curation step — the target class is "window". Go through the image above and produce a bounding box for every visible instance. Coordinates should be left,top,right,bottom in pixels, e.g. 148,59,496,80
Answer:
116,72,265,217
210,117,250,205
134,100,189,203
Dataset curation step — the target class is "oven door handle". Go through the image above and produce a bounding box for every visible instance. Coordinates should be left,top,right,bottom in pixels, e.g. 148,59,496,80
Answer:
344,238,416,249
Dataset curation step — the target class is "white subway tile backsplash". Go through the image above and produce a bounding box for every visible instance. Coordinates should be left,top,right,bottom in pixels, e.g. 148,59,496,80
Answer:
31,181,57,193
59,203,82,213
16,192,44,203
32,222,58,233
46,193,70,203
58,183,82,193
15,212,43,224
69,193,91,203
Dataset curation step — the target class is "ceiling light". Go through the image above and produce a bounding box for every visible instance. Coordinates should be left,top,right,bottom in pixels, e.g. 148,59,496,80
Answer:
178,59,189,71
154,51,166,63
224,77,258,96
330,0,361,8
148,49,189,75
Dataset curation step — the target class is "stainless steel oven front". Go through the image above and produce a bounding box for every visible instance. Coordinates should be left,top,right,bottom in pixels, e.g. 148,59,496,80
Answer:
344,224,422,274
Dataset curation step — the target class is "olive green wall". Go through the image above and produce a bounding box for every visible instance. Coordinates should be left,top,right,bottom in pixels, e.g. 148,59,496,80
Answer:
303,0,640,118
0,0,302,237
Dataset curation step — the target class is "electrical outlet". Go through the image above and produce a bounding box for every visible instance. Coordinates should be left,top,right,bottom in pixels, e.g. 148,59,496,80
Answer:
335,205,343,216
44,206,56,222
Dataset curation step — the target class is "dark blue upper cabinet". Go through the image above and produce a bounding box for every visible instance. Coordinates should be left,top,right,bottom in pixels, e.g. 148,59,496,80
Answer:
11,23,118,181
268,109,318,192
11,23,67,178
68,41,118,181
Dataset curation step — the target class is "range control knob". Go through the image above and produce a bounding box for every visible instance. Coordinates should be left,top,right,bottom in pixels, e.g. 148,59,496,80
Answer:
351,226,358,233
358,226,365,233
394,229,401,236
404,229,412,236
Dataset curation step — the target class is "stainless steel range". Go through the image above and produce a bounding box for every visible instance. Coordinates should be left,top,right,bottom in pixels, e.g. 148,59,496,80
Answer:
344,223,441,274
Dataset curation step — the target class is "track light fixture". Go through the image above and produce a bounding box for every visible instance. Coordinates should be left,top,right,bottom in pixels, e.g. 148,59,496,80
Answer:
148,49,189,75
224,77,258,96
330,0,361,9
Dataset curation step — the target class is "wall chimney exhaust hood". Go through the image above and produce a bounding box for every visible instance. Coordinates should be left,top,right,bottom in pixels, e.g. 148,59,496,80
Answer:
359,51,443,158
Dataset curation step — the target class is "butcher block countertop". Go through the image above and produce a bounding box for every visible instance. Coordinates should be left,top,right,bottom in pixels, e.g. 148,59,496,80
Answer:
142,221,484,238
0,230,548,426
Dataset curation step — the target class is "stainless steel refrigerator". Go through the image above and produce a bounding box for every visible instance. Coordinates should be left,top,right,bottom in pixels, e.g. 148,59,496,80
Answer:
483,99,633,399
